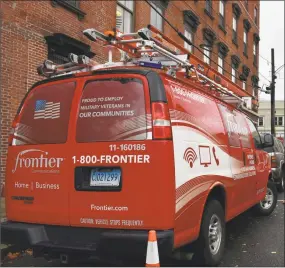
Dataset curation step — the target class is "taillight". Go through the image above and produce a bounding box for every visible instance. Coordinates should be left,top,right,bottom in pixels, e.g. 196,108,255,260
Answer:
271,155,277,168
151,102,172,140
8,115,19,146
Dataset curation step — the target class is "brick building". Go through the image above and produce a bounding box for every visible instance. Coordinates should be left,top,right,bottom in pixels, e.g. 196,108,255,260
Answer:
0,0,260,184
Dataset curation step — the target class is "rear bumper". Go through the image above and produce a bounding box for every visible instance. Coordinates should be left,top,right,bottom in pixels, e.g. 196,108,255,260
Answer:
1,221,173,261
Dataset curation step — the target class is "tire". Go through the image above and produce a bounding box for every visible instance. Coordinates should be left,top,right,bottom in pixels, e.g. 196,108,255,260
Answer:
253,180,278,216
277,174,285,193
192,199,225,266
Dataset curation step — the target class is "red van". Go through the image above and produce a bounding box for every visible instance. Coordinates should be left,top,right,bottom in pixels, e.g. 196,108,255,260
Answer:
1,27,277,266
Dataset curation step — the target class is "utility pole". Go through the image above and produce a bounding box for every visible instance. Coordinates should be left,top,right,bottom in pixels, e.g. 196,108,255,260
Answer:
270,48,277,136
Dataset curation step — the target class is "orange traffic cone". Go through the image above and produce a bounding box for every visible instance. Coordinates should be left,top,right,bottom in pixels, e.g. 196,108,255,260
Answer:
145,230,160,267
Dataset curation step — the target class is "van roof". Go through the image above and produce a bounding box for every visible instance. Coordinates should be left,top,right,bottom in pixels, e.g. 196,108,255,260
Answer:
35,25,259,122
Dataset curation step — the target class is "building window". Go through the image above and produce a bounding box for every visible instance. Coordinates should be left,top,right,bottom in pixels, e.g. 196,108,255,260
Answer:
183,10,200,53
205,0,212,15
258,117,264,127
64,0,79,8
51,0,86,20
219,1,225,28
116,0,134,33
232,15,237,44
184,27,194,53
217,42,228,74
242,81,246,90
232,67,236,83
150,2,163,31
253,43,257,66
218,53,224,74
243,29,248,56
45,33,95,65
275,116,284,126
245,0,248,10
254,7,258,25
203,42,211,65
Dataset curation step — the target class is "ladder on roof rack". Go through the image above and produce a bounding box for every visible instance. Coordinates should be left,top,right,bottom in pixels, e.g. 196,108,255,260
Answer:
37,25,256,113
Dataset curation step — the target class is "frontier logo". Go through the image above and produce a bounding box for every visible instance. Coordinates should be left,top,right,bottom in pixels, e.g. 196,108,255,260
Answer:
12,149,64,173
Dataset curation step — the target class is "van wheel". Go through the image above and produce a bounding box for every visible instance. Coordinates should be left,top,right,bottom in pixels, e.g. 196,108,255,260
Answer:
253,180,277,216
277,175,285,193
192,199,225,266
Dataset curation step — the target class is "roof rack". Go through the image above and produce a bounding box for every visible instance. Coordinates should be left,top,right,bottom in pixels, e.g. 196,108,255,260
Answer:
37,25,258,116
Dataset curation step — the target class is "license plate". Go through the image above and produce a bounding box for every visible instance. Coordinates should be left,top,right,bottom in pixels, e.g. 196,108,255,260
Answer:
90,168,121,187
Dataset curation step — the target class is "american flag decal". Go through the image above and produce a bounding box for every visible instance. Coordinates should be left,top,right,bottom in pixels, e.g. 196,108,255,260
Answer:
34,100,60,119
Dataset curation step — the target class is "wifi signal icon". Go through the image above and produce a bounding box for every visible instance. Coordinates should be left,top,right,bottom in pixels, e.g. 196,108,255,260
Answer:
183,147,197,168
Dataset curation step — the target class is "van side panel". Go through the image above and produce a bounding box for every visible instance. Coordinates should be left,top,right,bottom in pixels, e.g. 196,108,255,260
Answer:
162,77,233,247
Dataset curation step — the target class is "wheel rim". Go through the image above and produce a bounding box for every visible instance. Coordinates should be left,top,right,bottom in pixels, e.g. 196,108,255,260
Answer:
260,187,274,209
208,214,222,255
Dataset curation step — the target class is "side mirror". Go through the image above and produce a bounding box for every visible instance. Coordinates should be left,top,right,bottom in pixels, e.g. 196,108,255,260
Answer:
263,133,274,148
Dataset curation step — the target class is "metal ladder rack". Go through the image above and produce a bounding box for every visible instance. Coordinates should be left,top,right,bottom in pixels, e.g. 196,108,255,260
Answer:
37,25,257,114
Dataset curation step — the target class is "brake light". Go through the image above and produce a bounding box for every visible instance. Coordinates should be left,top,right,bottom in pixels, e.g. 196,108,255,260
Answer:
8,115,19,146
151,102,172,140
271,155,277,168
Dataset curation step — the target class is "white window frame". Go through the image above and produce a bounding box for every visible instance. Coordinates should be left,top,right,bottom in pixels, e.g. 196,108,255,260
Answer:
253,43,257,65
116,0,134,33
150,2,163,31
258,116,264,127
232,15,237,43
184,27,193,53
218,54,223,74
275,116,284,126
233,16,237,31
242,81,246,90
254,7,258,24
232,67,236,83
243,29,248,54
219,0,225,27
219,0,225,16
204,48,211,65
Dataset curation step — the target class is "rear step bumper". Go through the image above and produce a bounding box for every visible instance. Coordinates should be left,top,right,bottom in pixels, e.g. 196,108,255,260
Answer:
1,221,174,260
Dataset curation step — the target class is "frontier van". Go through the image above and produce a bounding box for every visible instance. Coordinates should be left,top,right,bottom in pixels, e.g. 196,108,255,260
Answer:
1,26,277,266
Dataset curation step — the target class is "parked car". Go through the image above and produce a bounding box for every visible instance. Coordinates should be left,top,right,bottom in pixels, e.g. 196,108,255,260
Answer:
261,133,285,192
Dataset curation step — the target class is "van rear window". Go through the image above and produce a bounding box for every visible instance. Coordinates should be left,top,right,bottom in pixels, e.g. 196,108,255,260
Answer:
76,78,148,142
13,82,75,145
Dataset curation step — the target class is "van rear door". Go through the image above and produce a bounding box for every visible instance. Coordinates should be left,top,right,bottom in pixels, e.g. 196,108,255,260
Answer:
6,80,76,225
69,73,175,230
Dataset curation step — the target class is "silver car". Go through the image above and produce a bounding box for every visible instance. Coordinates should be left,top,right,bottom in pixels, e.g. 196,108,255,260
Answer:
261,134,285,192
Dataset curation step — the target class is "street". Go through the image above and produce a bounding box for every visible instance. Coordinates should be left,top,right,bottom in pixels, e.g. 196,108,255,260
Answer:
1,193,284,267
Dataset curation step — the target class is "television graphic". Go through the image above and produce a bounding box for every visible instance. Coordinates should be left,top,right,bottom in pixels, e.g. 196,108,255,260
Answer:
199,145,211,167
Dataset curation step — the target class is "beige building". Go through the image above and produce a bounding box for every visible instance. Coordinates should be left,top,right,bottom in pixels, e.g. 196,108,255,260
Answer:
258,100,285,138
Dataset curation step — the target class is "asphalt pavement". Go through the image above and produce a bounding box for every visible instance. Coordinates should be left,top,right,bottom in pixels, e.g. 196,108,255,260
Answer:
1,193,284,267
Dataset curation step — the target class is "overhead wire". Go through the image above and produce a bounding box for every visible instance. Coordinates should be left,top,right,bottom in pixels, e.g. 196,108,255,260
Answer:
259,54,271,64
182,0,271,67
146,0,258,90
275,64,284,74
258,72,271,83
180,0,271,89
